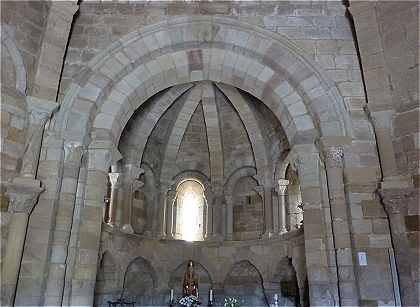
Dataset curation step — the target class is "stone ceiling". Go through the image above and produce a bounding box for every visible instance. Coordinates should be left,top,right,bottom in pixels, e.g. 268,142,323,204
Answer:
119,81,289,188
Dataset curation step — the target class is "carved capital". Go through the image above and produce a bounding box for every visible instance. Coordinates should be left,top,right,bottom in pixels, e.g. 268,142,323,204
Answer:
6,178,44,214
108,172,121,187
26,96,58,126
64,141,83,162
379,188,418,215
324,147,344,168
278,179,289,195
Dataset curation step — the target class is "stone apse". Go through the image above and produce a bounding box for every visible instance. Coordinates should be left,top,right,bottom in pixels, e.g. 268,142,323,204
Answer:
1,1,418,307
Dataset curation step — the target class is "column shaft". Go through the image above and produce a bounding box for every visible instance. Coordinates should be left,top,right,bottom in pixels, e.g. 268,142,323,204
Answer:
107,172,121,226
278,179,289,234
1,213,29,306
264,187,274,236
324,146,359,306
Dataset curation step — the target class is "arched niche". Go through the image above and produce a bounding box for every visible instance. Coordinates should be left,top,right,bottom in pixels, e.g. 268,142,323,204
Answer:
272,257,300,307
232,176,263,240
94,251,120,307
169,261,213,302
121,256,158,305
223,260,268,307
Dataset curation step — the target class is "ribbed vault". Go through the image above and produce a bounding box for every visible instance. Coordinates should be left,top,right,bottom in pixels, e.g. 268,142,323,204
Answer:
119,81,288,189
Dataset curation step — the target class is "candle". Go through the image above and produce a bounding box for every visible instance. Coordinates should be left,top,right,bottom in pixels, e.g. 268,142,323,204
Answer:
170,289,174,302
274,294,278,302
209,289,213,302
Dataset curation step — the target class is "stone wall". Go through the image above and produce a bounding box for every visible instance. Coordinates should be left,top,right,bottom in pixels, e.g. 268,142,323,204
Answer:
0,1,49,211
1,1,418,306
59,1,357,108
232,176,264,239
1,1,49,95
350,1,419,305
95,228,306,307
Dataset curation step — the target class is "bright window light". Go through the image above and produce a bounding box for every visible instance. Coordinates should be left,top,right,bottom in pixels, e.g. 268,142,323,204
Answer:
176,180,204,242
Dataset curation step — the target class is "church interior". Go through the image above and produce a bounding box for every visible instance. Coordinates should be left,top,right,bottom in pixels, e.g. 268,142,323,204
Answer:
1,1,419,307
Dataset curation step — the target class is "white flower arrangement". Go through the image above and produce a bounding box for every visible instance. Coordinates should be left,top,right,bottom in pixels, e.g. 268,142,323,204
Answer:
224,297,240,307
179,295,200,307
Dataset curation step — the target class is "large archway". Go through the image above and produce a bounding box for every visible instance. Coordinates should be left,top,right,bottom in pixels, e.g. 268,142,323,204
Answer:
51,16,383,307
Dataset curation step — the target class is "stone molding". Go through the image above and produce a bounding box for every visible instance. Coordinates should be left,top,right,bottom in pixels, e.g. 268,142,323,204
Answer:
1,25,27,95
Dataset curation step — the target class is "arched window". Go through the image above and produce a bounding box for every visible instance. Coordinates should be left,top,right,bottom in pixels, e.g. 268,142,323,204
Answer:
174,180,206,241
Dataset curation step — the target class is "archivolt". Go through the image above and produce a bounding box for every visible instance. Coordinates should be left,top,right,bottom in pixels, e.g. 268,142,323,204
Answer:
56,16,353,167
1,26,27,95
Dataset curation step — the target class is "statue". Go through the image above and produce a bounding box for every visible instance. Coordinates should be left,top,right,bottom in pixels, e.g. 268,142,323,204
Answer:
183,260,199,297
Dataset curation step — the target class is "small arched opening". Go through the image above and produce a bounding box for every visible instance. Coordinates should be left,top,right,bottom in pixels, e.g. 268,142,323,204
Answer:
173,179,207,241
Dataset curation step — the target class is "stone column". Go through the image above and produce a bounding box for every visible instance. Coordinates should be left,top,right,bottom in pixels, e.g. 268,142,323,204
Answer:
43,141,84,306
21,97,58,178
3,97,57,306
211,195,224,240
264,186,274,237
62,158,88,306
120,165,144,234
225,196,233,240
107,172,121,227
69,143,121,306
380,187,419,307
278,179,289,234
324,146,359,306
1,179,44,306
295,145,339,306
165,188,177,239
157,186,169,238
204,192,214,239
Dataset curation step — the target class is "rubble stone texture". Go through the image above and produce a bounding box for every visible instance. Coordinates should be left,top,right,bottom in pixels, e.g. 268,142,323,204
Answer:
0,1,418,306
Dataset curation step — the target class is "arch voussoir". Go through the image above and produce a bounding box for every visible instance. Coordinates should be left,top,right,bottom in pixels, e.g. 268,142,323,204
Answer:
59,17,352,156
